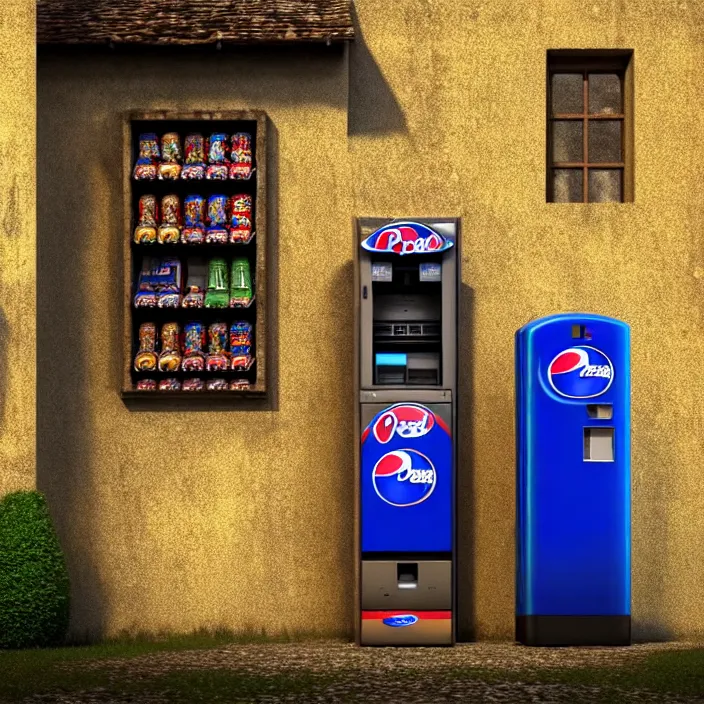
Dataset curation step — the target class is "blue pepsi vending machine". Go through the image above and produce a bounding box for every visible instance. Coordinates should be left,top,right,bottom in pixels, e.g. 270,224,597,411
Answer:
355,218,459,646
515,313,631,646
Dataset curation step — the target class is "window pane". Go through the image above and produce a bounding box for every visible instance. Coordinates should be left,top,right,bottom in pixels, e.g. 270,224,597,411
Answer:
553,169,583,202
588,120,621,162
552,121,583,163
589,73,622,114
551,73,583,114
588,169,622,202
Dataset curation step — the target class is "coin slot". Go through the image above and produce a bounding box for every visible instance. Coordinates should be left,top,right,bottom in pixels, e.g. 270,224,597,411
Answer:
587,404,613,419
584,427,614,462
397,563,418,589
571,324,592,340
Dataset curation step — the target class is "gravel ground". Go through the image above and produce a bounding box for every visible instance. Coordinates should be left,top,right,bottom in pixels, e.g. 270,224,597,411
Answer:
64,640,697,675
20,641,704,704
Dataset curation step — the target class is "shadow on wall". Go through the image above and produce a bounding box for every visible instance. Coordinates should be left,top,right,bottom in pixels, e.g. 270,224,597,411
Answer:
456,281,477,641
347,4,408,137
265,118,281,412
38,44,348,111
631,444,672,643
332,259,356,637
36,105,107,643
35,43,343,639
633,621,673,643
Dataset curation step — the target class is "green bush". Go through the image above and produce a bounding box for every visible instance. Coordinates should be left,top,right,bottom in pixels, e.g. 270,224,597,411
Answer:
0,490,70,648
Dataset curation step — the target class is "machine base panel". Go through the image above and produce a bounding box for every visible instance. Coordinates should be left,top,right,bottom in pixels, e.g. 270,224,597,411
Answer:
361,610,453,646
516,615,631,647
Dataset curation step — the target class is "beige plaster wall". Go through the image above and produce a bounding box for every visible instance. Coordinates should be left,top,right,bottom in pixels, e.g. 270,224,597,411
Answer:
36,0,704,642
37,47,353,639
0,0,36,495
350,0,704,640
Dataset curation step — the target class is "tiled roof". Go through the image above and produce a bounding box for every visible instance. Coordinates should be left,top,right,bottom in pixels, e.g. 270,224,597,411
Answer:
37,0,354,46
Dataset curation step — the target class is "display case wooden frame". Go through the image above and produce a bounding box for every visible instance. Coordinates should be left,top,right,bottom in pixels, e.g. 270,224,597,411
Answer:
121,110,269,405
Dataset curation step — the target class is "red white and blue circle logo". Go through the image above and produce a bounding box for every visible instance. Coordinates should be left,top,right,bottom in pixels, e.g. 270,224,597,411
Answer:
547,345,614,399
372,449,437,507
383,614,419,627
370,404,435,445
361,222,453,256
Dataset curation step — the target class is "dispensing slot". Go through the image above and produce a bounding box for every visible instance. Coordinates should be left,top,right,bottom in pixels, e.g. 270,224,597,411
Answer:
375,353,407,385
372,287,442,387
361,560,451,609
406,353,440,385
584,427,614,462
587,404,613,419
397,563,418,589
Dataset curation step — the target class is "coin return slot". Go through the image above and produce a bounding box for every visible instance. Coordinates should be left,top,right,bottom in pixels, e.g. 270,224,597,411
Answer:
584,427,614,462
587,404,613,419
397,563,418,589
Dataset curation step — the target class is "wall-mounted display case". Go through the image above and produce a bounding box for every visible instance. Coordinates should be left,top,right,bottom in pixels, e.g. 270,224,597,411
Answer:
121,111,268,404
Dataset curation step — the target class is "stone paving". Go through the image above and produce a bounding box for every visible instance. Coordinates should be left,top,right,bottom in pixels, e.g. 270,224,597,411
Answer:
21,641,704,703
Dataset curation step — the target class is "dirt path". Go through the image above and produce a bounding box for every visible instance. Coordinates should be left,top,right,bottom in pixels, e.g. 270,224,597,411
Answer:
23,641,704,703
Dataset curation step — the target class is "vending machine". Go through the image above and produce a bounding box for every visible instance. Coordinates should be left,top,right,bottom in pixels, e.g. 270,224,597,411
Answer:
354,218,459,646
515,313,631,646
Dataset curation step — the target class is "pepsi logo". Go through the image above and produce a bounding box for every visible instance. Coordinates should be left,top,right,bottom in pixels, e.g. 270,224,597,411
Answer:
361,222,453,256
372,404,435,444
547,345,614,399
382,614,419,628
373,449,436,507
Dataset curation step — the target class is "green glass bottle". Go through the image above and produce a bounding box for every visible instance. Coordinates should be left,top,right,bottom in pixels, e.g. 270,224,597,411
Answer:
204,257,229,308
229,257,253,307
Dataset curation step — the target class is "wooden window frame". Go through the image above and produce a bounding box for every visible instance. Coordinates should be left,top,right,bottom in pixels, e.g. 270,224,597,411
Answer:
547,50,634,203
120,110,270,408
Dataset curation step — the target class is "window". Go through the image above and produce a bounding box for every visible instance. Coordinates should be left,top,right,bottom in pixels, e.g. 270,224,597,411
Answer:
547,50,633,203
122,111,271,406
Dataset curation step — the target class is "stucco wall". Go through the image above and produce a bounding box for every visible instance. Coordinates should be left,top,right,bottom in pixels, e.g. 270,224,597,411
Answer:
37,0,704,642
0,0,36,496
349,0,704,640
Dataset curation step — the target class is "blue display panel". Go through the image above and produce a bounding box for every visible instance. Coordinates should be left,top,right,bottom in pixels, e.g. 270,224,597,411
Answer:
516,313,631,617
361,403,452,553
